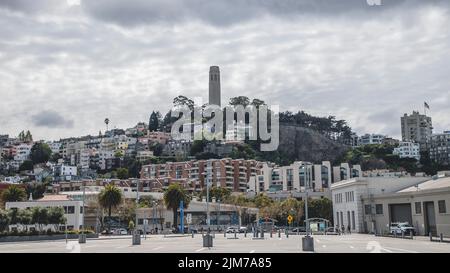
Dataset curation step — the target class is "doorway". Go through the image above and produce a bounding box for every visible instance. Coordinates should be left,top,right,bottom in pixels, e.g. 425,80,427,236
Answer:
424,201,437,236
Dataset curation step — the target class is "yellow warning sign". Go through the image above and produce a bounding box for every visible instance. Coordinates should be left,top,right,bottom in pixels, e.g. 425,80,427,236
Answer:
287,215,293,223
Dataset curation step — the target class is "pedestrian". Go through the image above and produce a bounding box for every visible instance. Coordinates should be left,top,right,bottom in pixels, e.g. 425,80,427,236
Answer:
347,225,351,234
341,225,345,235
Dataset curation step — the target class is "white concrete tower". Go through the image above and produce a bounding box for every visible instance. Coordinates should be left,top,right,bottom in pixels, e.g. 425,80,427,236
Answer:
209,66,221,107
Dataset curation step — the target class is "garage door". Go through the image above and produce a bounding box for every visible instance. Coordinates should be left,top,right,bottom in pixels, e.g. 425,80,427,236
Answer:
389,203,412,224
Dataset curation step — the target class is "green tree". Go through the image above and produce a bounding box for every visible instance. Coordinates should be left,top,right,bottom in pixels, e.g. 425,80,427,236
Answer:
114,150,124,158
31,207,49,232
1,185,27,203
30,143,52,164
48,207,65,231
116,168,129,179
17,209,32,231
128,220,135,231
173,95,194,110
0,210,9,232
252,193,273,209
19,160,34,172
163,183,190,229
98,184,123,218
26,182,48,200
148,111,161,132
138,195,156,208
229,96,250,107
190,140,206,156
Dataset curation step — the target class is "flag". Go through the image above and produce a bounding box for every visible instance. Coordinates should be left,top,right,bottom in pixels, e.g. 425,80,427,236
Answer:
424,102,430,110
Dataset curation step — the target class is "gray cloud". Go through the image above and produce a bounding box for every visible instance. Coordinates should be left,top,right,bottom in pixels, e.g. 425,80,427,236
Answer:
31,111,75,129
0,0,449,141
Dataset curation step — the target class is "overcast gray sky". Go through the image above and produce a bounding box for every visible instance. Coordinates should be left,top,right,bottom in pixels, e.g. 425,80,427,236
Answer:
0,0,449,141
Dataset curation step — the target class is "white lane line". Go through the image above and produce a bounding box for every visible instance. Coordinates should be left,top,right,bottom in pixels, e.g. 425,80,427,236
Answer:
384,247,418,253
152,246,164,251
322,245,327,248
195,248,205,252
349,246,354,249
250,250,255,253
115,245,130,249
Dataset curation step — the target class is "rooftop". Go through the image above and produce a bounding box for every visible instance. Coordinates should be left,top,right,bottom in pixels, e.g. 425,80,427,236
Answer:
397,176,450,193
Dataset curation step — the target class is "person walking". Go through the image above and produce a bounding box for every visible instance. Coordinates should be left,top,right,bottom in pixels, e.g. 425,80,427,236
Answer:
347,225,351,234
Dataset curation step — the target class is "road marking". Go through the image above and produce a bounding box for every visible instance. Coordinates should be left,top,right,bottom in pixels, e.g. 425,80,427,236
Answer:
349,246,354,249
322,245,327,248
315,239,321,243
152,246,164,251
115,245,130,249
195,248,205,252
250,250,255,253
384,247,418,253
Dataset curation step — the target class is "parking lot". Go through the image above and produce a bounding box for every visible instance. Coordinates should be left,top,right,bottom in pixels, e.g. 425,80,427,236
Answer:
0,233,448,253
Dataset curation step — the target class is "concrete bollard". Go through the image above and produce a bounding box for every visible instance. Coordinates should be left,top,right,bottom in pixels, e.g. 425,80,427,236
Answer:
410,231,413,240
440,233,443,242
192,231,194,238
401,231,404,239
234,230,237,239
224,230,226,237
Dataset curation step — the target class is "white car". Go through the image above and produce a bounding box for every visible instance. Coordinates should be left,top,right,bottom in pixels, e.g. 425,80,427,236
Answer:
226,227,239,233
390,222,415,235
115,228,128,235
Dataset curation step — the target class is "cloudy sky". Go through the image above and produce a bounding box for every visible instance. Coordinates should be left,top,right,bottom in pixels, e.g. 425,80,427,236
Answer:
0,0,449,141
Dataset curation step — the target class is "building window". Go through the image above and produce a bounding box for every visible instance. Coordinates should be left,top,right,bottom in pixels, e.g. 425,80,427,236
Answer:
438,200,446,213
375,204,383,215
364,205,371,215
80,206,83,214
351,211,355,230
415,202,421,214
66,206,75,214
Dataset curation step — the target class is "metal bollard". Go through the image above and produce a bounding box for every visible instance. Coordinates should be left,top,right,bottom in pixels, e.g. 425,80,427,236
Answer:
410,231,413,239
245,230,247,237
440,233,443,242
192,231,194,238
278,229,281,238
270,230,273,238
286,230,289,238
224,230,226,237
261,228,264,238
234,230,237,239
401,231,404,239
429,232,432,241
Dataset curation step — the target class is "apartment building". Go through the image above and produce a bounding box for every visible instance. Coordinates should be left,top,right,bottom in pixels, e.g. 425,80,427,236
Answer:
248,161,362,195
141,158,264,193
393,141,421,161
429,131,450,165
401,111,433,148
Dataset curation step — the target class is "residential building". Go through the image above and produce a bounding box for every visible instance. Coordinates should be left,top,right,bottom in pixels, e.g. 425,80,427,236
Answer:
141,158,264,193
401,111,433,147
429,131,450,165
358,134,386,146
393,141,420,161
13,143,32,162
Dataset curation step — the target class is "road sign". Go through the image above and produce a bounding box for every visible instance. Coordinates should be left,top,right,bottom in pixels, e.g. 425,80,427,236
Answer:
287,215,293,224
186,213,192,224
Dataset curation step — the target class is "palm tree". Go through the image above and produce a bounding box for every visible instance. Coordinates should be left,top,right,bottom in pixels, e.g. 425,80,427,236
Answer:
98,184,123,231
163,183,190,231
1,185,26,203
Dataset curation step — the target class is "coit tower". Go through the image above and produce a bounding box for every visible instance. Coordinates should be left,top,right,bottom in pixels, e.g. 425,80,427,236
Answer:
209,66,221,107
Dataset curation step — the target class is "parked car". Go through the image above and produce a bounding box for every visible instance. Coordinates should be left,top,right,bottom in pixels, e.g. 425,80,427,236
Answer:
115,228,128,235
239,226,248,233
226,226,239,233
291,227,306,232
390,222,415,235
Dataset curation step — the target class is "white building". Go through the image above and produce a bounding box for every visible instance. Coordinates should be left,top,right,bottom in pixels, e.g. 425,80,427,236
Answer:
358,134,386,146
46,141,62,155
13,143,32,162
247,161,362,198
5,195,84,231
331,176,431,233
393,141,420,161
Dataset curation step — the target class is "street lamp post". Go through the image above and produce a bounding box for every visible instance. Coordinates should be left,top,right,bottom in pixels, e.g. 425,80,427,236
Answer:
133,179,141,245
79,181,86,244
302,163,314,251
